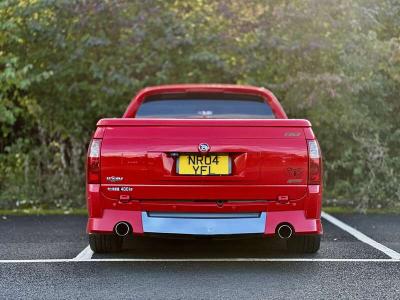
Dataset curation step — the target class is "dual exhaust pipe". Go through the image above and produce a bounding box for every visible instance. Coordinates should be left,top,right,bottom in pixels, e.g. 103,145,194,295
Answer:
115,221,293,239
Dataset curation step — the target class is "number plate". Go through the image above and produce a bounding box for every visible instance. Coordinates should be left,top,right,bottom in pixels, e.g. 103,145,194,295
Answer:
177,154,231,175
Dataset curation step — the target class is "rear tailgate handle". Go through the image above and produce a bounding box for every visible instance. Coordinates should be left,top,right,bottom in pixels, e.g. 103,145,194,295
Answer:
277,195,289,203
119,195,130,203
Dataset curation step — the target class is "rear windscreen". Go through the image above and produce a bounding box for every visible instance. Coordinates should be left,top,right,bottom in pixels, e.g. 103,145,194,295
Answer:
135,93,275,119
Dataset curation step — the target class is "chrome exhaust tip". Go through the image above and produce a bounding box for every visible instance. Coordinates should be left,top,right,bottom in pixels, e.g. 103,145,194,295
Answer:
277,224,293,239
115,221,130,237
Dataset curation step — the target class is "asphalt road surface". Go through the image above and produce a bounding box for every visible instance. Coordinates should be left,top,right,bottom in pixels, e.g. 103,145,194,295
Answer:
0,212,399,299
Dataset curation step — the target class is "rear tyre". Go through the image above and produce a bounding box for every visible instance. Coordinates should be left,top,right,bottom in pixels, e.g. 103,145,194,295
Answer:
89,234,123,253
287,235,321,253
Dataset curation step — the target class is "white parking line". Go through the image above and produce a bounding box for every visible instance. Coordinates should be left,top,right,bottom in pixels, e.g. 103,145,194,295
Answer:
0,258,399,263
72,245,94,261
86,258,399,262
0,259,71,263
321,211,400,260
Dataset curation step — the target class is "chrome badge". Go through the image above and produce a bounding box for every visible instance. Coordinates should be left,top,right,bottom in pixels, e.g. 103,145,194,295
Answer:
106,176,124,182
198,143,210,153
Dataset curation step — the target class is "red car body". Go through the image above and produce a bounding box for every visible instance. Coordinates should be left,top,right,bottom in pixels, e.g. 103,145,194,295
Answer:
86,84,323,252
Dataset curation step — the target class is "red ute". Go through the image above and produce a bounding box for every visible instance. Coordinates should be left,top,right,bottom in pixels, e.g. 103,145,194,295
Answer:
86,84,323,253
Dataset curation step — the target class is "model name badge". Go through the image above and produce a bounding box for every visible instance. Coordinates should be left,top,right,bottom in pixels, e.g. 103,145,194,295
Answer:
106,176,123,182
284,132,301,137
107,187,133,192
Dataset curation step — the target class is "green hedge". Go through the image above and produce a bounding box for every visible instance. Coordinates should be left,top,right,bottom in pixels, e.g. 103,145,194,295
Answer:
1,0,400,211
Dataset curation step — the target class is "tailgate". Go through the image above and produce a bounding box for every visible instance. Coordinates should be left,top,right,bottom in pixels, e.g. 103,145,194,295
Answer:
99,119,310,201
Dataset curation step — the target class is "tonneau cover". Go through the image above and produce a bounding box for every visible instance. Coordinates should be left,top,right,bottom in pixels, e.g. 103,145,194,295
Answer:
97,118,312,127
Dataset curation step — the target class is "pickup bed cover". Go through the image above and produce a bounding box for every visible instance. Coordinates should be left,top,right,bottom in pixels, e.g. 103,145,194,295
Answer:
97,119,312,127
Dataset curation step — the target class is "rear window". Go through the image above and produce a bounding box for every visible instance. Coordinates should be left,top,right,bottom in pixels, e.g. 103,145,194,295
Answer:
135,93,275,119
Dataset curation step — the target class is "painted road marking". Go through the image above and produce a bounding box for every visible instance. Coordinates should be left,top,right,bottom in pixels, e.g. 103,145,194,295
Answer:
321,212,400,260
0,258,399,263
72,245,94,261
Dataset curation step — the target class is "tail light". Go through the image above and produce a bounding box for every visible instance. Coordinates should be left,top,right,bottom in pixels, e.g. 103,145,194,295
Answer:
308,140,321,185
87,139,102,184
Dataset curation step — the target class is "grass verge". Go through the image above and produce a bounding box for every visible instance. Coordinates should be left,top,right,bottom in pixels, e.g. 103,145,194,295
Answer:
323,206,400,214
0,208,87,216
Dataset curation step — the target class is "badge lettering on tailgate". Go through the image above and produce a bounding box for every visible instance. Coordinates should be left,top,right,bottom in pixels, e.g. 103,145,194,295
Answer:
106,176,124,182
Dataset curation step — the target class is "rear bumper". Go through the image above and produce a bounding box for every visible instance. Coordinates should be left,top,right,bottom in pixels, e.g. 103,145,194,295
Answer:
87,209,322,236
86,183,323,236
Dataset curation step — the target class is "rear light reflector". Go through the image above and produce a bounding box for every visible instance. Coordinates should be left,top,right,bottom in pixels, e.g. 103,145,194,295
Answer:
87,139,102,184
308,140,321,185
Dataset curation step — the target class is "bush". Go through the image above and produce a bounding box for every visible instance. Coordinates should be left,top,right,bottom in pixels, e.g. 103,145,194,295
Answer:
1,0,399,210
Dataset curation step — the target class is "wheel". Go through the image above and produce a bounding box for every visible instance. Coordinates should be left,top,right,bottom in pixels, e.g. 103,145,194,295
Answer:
89,233,123,253
287,235,321,253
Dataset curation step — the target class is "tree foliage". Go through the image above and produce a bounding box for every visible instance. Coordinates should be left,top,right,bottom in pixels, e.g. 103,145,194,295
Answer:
1,0,399,211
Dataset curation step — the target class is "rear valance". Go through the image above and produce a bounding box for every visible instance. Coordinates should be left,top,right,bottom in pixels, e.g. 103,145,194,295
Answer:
97,118,312,127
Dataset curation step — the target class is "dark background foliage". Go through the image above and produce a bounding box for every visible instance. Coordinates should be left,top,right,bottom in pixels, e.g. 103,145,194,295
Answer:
1,0,399,211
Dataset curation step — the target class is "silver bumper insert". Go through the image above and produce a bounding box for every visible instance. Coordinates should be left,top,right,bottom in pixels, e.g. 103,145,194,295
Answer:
142,212,266,235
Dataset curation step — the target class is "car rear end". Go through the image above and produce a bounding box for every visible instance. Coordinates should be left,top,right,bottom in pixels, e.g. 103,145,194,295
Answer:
86,85,323,253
